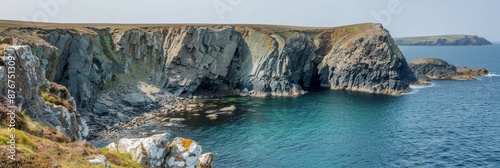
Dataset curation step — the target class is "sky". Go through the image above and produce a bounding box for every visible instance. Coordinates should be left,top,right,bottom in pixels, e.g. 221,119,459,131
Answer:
1,0,499,41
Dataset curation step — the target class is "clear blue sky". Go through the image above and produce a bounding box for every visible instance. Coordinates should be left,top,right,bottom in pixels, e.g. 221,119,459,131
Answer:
1,0,499,41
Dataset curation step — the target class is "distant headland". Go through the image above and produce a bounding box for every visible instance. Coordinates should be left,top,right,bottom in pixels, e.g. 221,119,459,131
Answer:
395,35,492,46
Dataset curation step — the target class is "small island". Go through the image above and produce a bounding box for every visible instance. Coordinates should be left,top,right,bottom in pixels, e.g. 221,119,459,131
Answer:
395,35,492,46
409,58,489,84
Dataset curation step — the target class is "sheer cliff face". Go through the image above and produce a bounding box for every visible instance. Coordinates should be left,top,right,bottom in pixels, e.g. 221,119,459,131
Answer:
0,23,416,106
0,46,88,141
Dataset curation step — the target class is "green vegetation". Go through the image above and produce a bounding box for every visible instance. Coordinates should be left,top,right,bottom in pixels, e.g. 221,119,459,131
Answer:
103,80,114,89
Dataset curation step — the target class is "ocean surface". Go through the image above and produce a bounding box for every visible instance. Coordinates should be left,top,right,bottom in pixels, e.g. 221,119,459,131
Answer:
166,45,500,167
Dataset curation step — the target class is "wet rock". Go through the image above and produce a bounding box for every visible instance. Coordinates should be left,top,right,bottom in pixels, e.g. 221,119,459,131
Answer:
169,118,186,122
206,114,218,120
220,105,236,112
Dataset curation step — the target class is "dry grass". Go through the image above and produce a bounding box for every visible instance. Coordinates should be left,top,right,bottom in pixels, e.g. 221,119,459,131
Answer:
40,82,74,112
0,123,142,168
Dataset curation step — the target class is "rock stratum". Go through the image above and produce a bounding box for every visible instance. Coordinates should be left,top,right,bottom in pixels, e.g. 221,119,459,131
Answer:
395,35,493,46
409,58,489,81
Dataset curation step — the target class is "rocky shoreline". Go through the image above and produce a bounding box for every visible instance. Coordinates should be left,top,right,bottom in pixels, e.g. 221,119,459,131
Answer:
409,58,489,82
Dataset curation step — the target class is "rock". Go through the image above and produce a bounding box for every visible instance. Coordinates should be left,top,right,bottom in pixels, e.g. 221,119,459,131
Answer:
0,46,88,141
97,99,114,107
87,154,111,168
166,137,203,168
169,118,186,122
204,110,217,114
197,153,214,168
206,114,218,120
220,105,236,112
409,58,489,80
108,133,171,167
239,88,250,97
123,93,147,106
93,103,109,116
187,104,198,108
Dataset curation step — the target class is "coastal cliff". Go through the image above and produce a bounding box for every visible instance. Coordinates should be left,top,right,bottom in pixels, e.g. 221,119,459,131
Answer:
1,20,417,167
1,21,416,104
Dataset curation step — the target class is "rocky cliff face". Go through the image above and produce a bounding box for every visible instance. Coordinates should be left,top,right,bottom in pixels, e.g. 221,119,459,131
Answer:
1,23,416,102
0,46,88,140
1,22,417,140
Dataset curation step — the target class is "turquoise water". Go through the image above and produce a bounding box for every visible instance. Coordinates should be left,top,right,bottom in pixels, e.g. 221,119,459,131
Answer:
169,45,500,167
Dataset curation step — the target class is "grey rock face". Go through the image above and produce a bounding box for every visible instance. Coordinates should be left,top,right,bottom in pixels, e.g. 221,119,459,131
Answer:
0,46,88,140
318,24,417,95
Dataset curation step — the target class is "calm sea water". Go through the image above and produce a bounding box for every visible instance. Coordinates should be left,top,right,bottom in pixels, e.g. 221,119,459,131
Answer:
167,45,500,167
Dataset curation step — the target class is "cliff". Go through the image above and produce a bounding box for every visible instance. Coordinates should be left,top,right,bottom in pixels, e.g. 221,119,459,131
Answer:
0,20,416,167
1,21,416,103
409,58,489,80
395,35,493,46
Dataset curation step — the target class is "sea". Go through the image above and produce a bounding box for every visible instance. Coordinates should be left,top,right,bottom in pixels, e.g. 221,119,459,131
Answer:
165,45,500,167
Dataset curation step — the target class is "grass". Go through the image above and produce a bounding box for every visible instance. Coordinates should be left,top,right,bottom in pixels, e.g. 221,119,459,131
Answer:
0,123,143,167
103,80,114,89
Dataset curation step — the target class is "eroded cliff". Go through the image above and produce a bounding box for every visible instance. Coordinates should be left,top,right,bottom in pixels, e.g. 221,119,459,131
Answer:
1,22,416,102
1,21,417,137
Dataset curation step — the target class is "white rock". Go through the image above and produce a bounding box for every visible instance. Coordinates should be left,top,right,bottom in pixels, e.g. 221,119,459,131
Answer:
107,133,170,167
166,137,203,168
220,105,236,112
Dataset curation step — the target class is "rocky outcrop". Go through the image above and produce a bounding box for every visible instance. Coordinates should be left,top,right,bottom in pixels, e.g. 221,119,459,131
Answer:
395,35,493,46
409,58,489,80
107,134,214,168
0,46,88,140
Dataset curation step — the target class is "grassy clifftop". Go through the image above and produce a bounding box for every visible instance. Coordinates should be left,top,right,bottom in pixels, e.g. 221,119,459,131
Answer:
395,35,492,46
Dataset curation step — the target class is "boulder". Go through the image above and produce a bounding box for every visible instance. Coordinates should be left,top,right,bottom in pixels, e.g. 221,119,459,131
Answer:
166,137,203,168
124,93,147,106
93,103,109,116
107,135,213,168
87,154,111,168
107,133,171,167
197,153,214,168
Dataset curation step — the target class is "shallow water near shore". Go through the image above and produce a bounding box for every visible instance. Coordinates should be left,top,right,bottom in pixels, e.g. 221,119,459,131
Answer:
161,45,500,167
